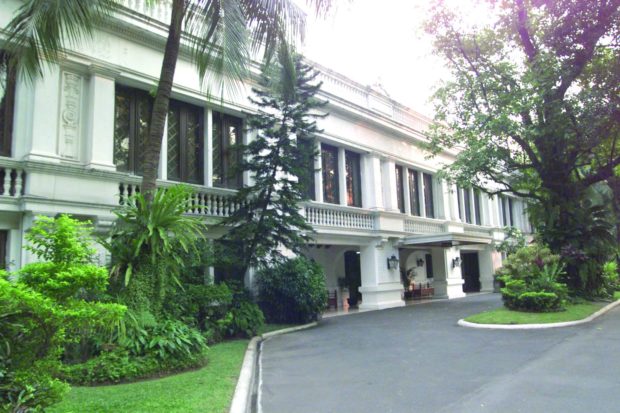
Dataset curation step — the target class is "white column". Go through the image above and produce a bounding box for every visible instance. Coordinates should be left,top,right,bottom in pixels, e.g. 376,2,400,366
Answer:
85,66,116,170
24,66,61,162
338,147,347,206
205,108,213,187
381,160,398,212
441,246,466,298
478,246,495,292
402,167,411,215
358,238,405,310
361,153,383,210
418,171,426,217
314,140,323,202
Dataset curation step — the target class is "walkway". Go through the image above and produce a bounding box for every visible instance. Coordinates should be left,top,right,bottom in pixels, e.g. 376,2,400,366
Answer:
259,293,620,413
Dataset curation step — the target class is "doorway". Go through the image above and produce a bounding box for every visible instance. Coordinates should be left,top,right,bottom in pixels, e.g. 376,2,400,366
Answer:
344,250,361,306
461,252,481,293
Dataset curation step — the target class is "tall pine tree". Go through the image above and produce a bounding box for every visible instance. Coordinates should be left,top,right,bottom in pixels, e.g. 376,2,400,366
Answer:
222,56,327,276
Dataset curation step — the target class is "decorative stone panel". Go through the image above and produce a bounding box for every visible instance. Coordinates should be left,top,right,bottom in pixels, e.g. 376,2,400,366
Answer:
58,71,83,160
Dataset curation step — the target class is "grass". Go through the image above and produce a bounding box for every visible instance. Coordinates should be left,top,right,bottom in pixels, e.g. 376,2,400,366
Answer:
49,340,249,413
464,301,607,325
615,291,620,300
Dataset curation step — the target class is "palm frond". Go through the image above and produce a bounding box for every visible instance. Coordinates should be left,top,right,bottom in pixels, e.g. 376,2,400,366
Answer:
4,0,118,81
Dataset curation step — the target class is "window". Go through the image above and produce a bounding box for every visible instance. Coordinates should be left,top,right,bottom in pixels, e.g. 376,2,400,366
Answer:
425,253,433,278
321,143,339,204
0,230,7,270
408,169,420,216
167,100,203,184
500,195,514,227
0,55,16,157
423,173,435,218
395,165,405,213
345,150,362,207
114,86,152,174
463,187,472,224
298,138,316,201
212,111,243,189
474,190,482,225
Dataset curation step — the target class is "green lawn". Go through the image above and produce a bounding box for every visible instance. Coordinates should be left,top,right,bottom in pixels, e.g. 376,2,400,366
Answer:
464,301,607,325
615,291,620,300
49,340,249,413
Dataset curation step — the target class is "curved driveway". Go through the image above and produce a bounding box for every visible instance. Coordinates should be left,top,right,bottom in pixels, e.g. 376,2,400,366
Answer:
259,294,620,413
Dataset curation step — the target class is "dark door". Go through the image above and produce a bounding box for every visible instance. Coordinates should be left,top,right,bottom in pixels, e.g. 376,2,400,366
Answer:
461,252,480,293
344,251,361,306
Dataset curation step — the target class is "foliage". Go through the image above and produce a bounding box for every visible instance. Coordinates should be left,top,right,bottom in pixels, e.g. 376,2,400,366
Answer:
425,0,620,296
222,56,326,275
226,288,265,338
258,257,327,323
49,340,249,413
1,215,125,412
495,227,527,257
102,185,207,316
497,245,568,312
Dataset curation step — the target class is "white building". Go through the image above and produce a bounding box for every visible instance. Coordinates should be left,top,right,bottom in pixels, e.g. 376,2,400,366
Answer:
0,1,530,310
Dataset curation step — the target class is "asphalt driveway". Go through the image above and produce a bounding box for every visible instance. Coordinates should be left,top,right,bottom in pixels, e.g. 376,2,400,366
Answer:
259,293,620,413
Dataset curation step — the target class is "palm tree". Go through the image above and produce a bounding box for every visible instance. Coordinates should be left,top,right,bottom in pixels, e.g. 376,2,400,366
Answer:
4,0,333,201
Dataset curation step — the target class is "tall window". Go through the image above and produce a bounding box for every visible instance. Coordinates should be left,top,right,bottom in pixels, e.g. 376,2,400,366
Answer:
321,144,339,204
167,100,203,184
423,173,435,218
0,55,16,157
345,150,362,207
298,138,316,201
474,190,482,225
408,169,420,216
114,86,152,174
463,187,472,224
500,195,514,227
395,165,405,213
212,111,243,189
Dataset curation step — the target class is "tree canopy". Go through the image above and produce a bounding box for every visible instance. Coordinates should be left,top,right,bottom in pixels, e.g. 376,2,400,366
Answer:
425,0,620,294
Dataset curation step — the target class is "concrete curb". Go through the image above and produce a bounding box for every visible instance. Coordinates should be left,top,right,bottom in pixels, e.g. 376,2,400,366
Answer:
458,298,620,330
229,322,318,413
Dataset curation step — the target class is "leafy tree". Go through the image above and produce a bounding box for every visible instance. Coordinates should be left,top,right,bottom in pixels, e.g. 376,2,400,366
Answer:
103,185,207,316
222,57,326,275
425,0,620,294
4,0,333,201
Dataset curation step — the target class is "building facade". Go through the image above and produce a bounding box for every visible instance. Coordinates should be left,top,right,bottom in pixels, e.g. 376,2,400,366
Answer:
0,0,531,309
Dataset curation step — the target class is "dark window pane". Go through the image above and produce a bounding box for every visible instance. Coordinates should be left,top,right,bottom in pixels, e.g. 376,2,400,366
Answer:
321,144,339,204
395,165,404,213
425,254,433,278
167,105,181,181
345,150,361,207
408,169,420,216
185,108,202,183
424,173,434,218
212,112,222,186
464,188,472,223
457,185,463,221
113,90,131,172
213,112,242,189
0,57,16,157
298,138,316,200
225,119,242,188
135,94,151,175
508,198,514,227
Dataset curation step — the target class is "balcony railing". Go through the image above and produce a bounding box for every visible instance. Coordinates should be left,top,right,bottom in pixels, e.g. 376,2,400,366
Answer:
404,217,445,234
304,203,375,230
0,163,25,198
119,181,241,218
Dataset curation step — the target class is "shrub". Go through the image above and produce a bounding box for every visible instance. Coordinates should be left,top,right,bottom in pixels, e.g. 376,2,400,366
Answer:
226,287,264,338
497,245,568,312
1,215,125,411
258,257,327,323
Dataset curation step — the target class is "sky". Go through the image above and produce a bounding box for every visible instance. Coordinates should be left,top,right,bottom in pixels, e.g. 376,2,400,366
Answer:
298,0,451,117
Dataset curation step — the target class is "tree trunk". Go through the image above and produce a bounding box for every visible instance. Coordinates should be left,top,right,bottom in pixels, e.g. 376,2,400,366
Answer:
141,0,186,202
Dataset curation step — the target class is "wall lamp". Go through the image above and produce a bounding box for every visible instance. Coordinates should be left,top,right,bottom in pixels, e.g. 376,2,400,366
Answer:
452,257,461,268
387,255,400,270
416,258,425,267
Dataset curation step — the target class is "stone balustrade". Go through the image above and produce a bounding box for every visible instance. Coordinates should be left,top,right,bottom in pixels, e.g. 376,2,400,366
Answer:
0,163,25,198
404,217,446,234
304,203,375,230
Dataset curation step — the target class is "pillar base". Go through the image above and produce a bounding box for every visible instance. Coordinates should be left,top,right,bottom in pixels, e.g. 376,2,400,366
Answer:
358,283,405,310
434,278,466,299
